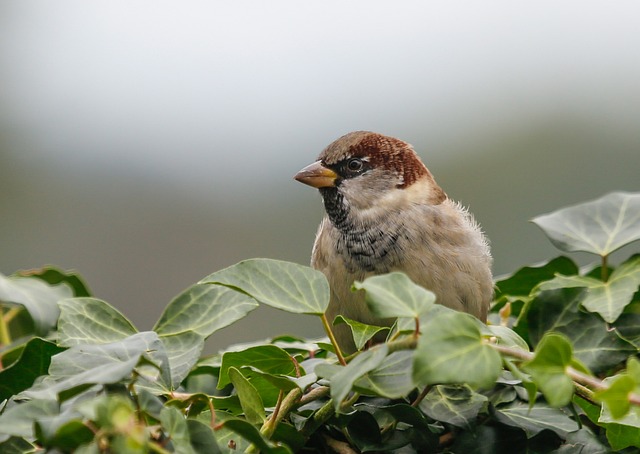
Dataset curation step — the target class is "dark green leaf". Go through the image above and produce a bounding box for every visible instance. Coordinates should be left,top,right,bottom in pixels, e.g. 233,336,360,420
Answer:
494,401,579,438
413,309,501,389
531,192,640,256
419,384,488,429
15,266,91,297
0,337,65,401
218,345,297,389
333,315,389,351
57,298,137,347
0,437,36,454
228,367,265,424
353,272,435,319
200,259,329,315
494,256,579,300
528,288,636,373
186,419,221,454
222,418,293,453
161,407,196,454
154,283,258,337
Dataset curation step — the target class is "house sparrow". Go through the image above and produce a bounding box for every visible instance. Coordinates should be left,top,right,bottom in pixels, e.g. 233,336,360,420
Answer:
294,131,493,353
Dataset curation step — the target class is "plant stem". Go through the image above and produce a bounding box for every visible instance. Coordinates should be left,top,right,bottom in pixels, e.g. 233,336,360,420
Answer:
411,386,431,407
601,255,609,281
490,344,640,406
320,313,347,366
0,308,11,346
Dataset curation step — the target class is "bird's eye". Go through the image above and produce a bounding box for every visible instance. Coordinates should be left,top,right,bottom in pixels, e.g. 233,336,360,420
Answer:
346,158,364,172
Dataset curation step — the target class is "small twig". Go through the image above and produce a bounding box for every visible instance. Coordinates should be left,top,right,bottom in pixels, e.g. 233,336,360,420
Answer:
411,386,431,407
320,313,347,366
299,386,330,406
323,434,358,454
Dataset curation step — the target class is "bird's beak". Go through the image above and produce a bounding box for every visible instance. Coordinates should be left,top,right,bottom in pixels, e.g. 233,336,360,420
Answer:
294,161,337,188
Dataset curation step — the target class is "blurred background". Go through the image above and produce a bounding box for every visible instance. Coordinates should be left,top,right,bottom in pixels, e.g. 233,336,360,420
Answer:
1,1,639,352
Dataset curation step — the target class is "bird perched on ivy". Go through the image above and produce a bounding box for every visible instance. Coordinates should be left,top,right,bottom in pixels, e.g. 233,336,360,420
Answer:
294,131,493,353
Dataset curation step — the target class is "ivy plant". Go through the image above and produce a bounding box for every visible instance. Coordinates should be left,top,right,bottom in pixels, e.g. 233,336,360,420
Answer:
1,191,640,453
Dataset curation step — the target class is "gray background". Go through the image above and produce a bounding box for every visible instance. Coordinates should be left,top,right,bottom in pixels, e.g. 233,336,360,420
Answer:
2,1,639,351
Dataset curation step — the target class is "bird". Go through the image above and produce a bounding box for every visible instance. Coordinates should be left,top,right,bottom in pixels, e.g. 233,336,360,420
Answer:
294,131,493,353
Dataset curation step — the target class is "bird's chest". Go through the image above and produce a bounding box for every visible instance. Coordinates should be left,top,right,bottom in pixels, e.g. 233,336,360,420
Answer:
332,218,407,274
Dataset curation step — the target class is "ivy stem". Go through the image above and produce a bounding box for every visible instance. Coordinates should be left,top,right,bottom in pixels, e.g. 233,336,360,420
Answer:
0,308,11,346
246,387,302,453
411,385,431,407
320,313,347,366
601,254,609,281
490,344,640,406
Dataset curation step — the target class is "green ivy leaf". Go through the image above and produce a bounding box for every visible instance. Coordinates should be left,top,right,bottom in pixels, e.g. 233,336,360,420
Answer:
538,255,640,323
528,288,636,373
532,192,640,257
353,272,435,319
222,418,292,454
14,267,91,298
356,350,416,398
494,256,579,300
522,333,574,407
218,345,297,388
413,309,501,389
57,298,137,347
595,375,637,420
0,337,65,401
333,315,389,351
228,367,265,424
200,259,329,315
331,345,388,411
419,385,488,429
22,332,166,401
158,331,204,389
494,401,579,438
160,407,197,454
154,283,258,337
0,399,59,440
186,419,221,454
0,273,72,336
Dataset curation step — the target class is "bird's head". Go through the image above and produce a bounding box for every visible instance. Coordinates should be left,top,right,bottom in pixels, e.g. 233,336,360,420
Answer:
294,132,446,219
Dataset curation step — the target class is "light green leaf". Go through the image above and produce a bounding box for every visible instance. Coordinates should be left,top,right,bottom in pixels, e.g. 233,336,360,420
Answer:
57,298,137,347
161,407,196,454
158,331,204,388
522,333,574,407
0,399,59,439
353,272,435,319
228,367,265,424
222,418,292,454
596,375,637,420
419,385,488,429
494,401,579,438
22,332,166,400
538,256,640,323
356,350,416,398
413,309,501,389
200,259,329,315
532,192,640,257
483,325,530,351
331,345,388,411
186,419,221,454
333,315,389,351
154,283,258,337
0,273,72,335
218,345,297,388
